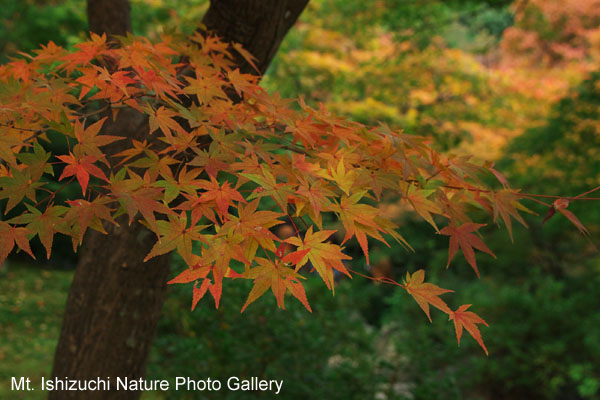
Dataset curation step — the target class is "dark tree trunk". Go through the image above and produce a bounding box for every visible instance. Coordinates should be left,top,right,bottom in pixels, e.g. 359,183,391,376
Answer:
87,0,131,39
202,0,309,75
50,1,308,399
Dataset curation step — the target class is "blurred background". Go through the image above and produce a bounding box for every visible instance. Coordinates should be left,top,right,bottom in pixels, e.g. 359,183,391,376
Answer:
1,0,599,399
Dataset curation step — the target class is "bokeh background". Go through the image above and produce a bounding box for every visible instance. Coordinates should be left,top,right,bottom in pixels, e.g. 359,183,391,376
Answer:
1,1,599,399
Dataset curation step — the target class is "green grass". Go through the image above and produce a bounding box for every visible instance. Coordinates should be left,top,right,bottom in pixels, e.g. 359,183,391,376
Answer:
0,262,73,399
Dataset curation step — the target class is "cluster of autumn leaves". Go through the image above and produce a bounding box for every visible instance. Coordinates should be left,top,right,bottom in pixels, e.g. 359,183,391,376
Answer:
0,32,550,354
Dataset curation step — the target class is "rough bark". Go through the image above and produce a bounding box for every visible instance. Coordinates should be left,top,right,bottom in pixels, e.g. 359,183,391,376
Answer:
87,0,131,38
50,3,167,400
202,0,309,75
50,1,308,399
49,110,173,400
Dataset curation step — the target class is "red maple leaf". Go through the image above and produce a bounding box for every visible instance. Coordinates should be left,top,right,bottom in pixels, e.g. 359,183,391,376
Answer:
57,154,109,195
440,223,496,277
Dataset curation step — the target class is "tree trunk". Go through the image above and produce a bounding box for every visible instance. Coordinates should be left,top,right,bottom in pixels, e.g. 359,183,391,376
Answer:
50,1,308,399
202,0,309,75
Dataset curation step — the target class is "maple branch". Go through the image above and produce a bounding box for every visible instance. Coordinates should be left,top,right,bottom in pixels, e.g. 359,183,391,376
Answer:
285,212,301,238
33,176,76,209
288,204,311,231
519,193,600,201
425,169,441,182
403,178,600,203
519,195,551,207
574,184,600,199
347,267,404,288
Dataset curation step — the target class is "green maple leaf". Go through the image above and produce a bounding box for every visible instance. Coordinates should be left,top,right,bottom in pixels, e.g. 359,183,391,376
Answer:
0,169,44,213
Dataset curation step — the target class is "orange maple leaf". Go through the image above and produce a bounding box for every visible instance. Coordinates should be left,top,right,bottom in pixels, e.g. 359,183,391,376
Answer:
197,178,246,221
403,269,453,321
332,191,389,265
73,117,123,165
407,189,444,232
231,42,260,73
147,106,187,139
240,257,311,312
449,304,489,355
285,226,351,291
0,222,35,265
492,190,529,242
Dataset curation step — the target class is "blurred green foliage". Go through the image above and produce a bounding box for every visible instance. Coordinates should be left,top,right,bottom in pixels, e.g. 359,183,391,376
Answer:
0,0,208,63
0,0,86,63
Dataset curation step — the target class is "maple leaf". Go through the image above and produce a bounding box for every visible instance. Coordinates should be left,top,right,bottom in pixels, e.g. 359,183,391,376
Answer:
440,223,496,277
191,278,211,311
241,165,294,212
294,179,334,227
12,204,69,259
110,177,174,231
0,221,35,265
72,117,123,165
332,191,389,265
64,197,117,246
167,264,212,284
290,153,321,175
449,304,489,355
407,189,444,232
0,128,23,166
182,74,226,105
144,212,209,266
137,68,181,100
489,163,510,189
285,226,351,291
548,198,590,237
403,269,453,322
16,141,54,182
59,32,107,72
168,262,241,311
197,178,246,221
231,42,260,73
227,69,258,97
57,154,110,195
128,149,178,181
218,199,284,262
0,168,44,213
188,148,230,179
184,235,250,308
108,70,138,97
113,139,151,164
240,257,311,312
281,248,311,266
175,192,218,226
147,106,187,139
318,158,358,196
285,116,325,149
492,190,529,242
